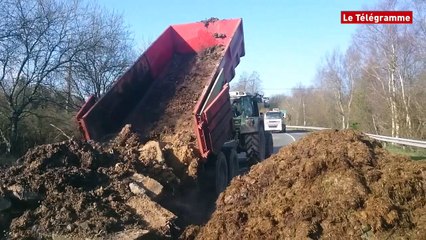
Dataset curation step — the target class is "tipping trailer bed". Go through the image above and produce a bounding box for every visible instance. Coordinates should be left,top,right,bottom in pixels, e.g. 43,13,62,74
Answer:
76,18,245,160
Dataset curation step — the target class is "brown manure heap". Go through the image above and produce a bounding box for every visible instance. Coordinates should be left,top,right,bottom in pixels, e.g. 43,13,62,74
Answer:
0,126,182,239
194,130,426,240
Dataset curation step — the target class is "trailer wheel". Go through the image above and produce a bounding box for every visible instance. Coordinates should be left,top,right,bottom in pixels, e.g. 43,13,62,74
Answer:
227,149,239,182
215,152,228,195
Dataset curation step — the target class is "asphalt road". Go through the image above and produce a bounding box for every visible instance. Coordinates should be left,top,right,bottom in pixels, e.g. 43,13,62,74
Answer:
272,130,309,154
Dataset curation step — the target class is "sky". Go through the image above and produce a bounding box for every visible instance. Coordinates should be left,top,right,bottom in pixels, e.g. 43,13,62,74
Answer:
99,0,379,96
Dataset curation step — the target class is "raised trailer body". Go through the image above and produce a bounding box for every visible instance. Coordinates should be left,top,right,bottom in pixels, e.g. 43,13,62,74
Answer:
76,19,245,161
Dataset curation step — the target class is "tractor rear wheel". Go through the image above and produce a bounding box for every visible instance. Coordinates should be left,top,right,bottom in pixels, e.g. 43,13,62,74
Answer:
245,127,266,164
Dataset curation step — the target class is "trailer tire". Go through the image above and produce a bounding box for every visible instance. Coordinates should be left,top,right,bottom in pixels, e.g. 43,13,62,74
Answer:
215,152,228,195
227,149,239,182
245,127,266,163
265,132,273,158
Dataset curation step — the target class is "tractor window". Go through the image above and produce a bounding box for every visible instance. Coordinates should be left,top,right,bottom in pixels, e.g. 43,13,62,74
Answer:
231,96,259,117
252,99,259,116
240,97,253,117
232,100,242,117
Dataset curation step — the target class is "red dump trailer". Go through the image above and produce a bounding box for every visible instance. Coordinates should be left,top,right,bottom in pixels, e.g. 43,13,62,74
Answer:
76,18,247,192
76,18,244,157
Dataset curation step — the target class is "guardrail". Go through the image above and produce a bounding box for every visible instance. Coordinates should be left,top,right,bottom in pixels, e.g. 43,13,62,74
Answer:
286,125,426,149
287,126,329,131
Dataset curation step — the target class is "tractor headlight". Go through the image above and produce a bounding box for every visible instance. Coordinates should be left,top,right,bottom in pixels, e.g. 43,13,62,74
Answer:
233,118,241,127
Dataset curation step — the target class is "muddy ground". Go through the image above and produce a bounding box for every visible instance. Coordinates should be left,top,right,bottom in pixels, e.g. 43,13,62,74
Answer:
194,130,426,240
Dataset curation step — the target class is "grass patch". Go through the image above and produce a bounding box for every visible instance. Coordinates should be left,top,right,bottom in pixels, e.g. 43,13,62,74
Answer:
384,144,426,161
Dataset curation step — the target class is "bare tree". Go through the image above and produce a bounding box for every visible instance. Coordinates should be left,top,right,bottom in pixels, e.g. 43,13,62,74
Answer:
264,0,425,139
317,47,359,129
320,50,346,129
268,94,286,109
0,0,136,154
71,7,135,99
0,0,88,153
409,0,426,138
286,85,309,126
231,71,263,94
353,0,422,137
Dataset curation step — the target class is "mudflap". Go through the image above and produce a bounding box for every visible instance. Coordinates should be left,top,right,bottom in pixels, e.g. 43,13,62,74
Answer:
265,131,274,158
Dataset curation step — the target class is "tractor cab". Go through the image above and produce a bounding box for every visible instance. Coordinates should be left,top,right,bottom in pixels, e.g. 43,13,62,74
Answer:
230,91,264,134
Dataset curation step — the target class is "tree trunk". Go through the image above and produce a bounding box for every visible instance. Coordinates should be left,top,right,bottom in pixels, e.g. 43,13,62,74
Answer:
302,97,306,126
389,44,400,138
66,63,72,112
390,98,398,137
335,87,346,129
346,72,355,129
399,73,412,136
338,100,346,129
389,71,399,138
9,113,19,154
342,115,346,129
372,114,379,134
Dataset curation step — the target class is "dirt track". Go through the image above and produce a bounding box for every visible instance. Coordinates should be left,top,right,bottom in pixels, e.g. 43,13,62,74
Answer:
194,130,426,240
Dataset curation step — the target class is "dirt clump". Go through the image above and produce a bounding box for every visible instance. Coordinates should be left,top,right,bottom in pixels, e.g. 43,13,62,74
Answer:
0,125,181,239
195,130,426,240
